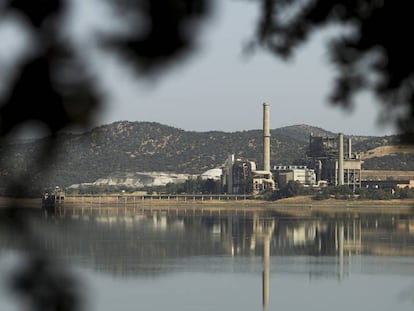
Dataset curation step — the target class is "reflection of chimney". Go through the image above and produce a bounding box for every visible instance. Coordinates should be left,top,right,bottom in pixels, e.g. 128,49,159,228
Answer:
348,138,352,159
263,103,271,172
338,224,344,281
263,236,270,308
338,133,344,185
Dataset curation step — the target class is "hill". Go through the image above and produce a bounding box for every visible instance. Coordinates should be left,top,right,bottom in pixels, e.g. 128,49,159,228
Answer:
274,124,334,142
0,121,412,195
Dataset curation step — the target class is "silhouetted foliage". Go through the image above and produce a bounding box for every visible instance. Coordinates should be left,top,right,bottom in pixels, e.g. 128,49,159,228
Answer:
11,256,81,311
1,1,414,311
255,0,414,142
105,0,210,71
0,1,210,310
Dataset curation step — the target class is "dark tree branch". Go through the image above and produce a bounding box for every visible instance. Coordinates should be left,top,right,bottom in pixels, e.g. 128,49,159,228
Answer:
256,0,414,142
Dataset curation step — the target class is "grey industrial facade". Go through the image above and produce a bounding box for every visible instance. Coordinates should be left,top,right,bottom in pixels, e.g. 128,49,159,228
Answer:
221,103,364,195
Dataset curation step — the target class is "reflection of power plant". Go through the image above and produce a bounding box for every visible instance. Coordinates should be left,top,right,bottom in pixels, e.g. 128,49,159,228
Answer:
222,103,275,194
263,235,270,309
2,208,414,311
251,215,274,309
201,214,363,306
306,133,363,189
206,213,275,308
275,219,362,258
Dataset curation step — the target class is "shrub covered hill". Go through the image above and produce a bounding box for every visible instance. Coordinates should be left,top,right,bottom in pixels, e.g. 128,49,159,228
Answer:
0,121,412,195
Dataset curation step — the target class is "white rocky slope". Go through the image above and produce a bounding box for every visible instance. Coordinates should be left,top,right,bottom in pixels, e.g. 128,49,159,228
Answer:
68,172,194,189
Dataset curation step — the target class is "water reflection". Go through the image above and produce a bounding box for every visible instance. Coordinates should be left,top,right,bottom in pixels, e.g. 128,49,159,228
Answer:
1,206,414,310
263,235,270,308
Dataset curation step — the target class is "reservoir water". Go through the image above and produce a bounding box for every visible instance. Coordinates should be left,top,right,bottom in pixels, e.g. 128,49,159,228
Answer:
1,205,414,310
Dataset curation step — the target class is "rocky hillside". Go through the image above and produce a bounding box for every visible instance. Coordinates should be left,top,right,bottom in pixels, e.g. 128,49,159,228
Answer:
274,124,334,142
0,121,412,194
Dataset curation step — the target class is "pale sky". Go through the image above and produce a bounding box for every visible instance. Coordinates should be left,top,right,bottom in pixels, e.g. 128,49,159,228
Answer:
1,0,398,137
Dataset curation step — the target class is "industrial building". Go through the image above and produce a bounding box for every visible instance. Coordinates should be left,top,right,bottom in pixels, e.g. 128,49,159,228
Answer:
306,133,363,190
222,155,256,194
220,103,364,195
222,103,275,195
272,165,316,187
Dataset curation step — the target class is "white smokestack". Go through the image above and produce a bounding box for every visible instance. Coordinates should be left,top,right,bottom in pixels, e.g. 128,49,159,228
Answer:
263,102,271,172
348,138,352,159
338,133,344,185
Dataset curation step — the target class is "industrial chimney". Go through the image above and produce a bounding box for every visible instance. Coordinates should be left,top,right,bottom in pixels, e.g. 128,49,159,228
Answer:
263,102,271,172
338,133,344,185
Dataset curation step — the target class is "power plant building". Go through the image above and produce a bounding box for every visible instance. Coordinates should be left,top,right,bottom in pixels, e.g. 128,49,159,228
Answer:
221,104,363,195
222,155,256,194
306,133,363,190
222,103,275,195
272,165,316,187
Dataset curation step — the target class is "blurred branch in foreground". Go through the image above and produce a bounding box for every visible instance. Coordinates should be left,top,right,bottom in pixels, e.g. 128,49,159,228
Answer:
0,1,413,311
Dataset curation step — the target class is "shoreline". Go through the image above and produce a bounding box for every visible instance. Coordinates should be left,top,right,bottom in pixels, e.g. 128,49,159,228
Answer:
1,196,413,214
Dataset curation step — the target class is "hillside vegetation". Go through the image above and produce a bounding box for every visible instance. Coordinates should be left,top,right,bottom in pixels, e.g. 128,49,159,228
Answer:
0,121,412,195
360,145,414,159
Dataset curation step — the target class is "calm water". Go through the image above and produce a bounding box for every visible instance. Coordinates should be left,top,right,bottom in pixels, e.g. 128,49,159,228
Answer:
1,206,414,311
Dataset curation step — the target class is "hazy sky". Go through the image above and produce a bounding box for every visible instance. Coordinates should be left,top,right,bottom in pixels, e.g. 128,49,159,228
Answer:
91,0,395,136
1,0,397,137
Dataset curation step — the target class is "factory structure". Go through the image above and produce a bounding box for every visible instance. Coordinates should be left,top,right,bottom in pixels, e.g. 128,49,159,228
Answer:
220,103,363,195
305,133,363,191
222,103,275,194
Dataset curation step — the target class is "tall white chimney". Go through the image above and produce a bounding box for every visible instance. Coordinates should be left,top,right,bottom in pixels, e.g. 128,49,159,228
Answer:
263,102,271,172
338,133,344,185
